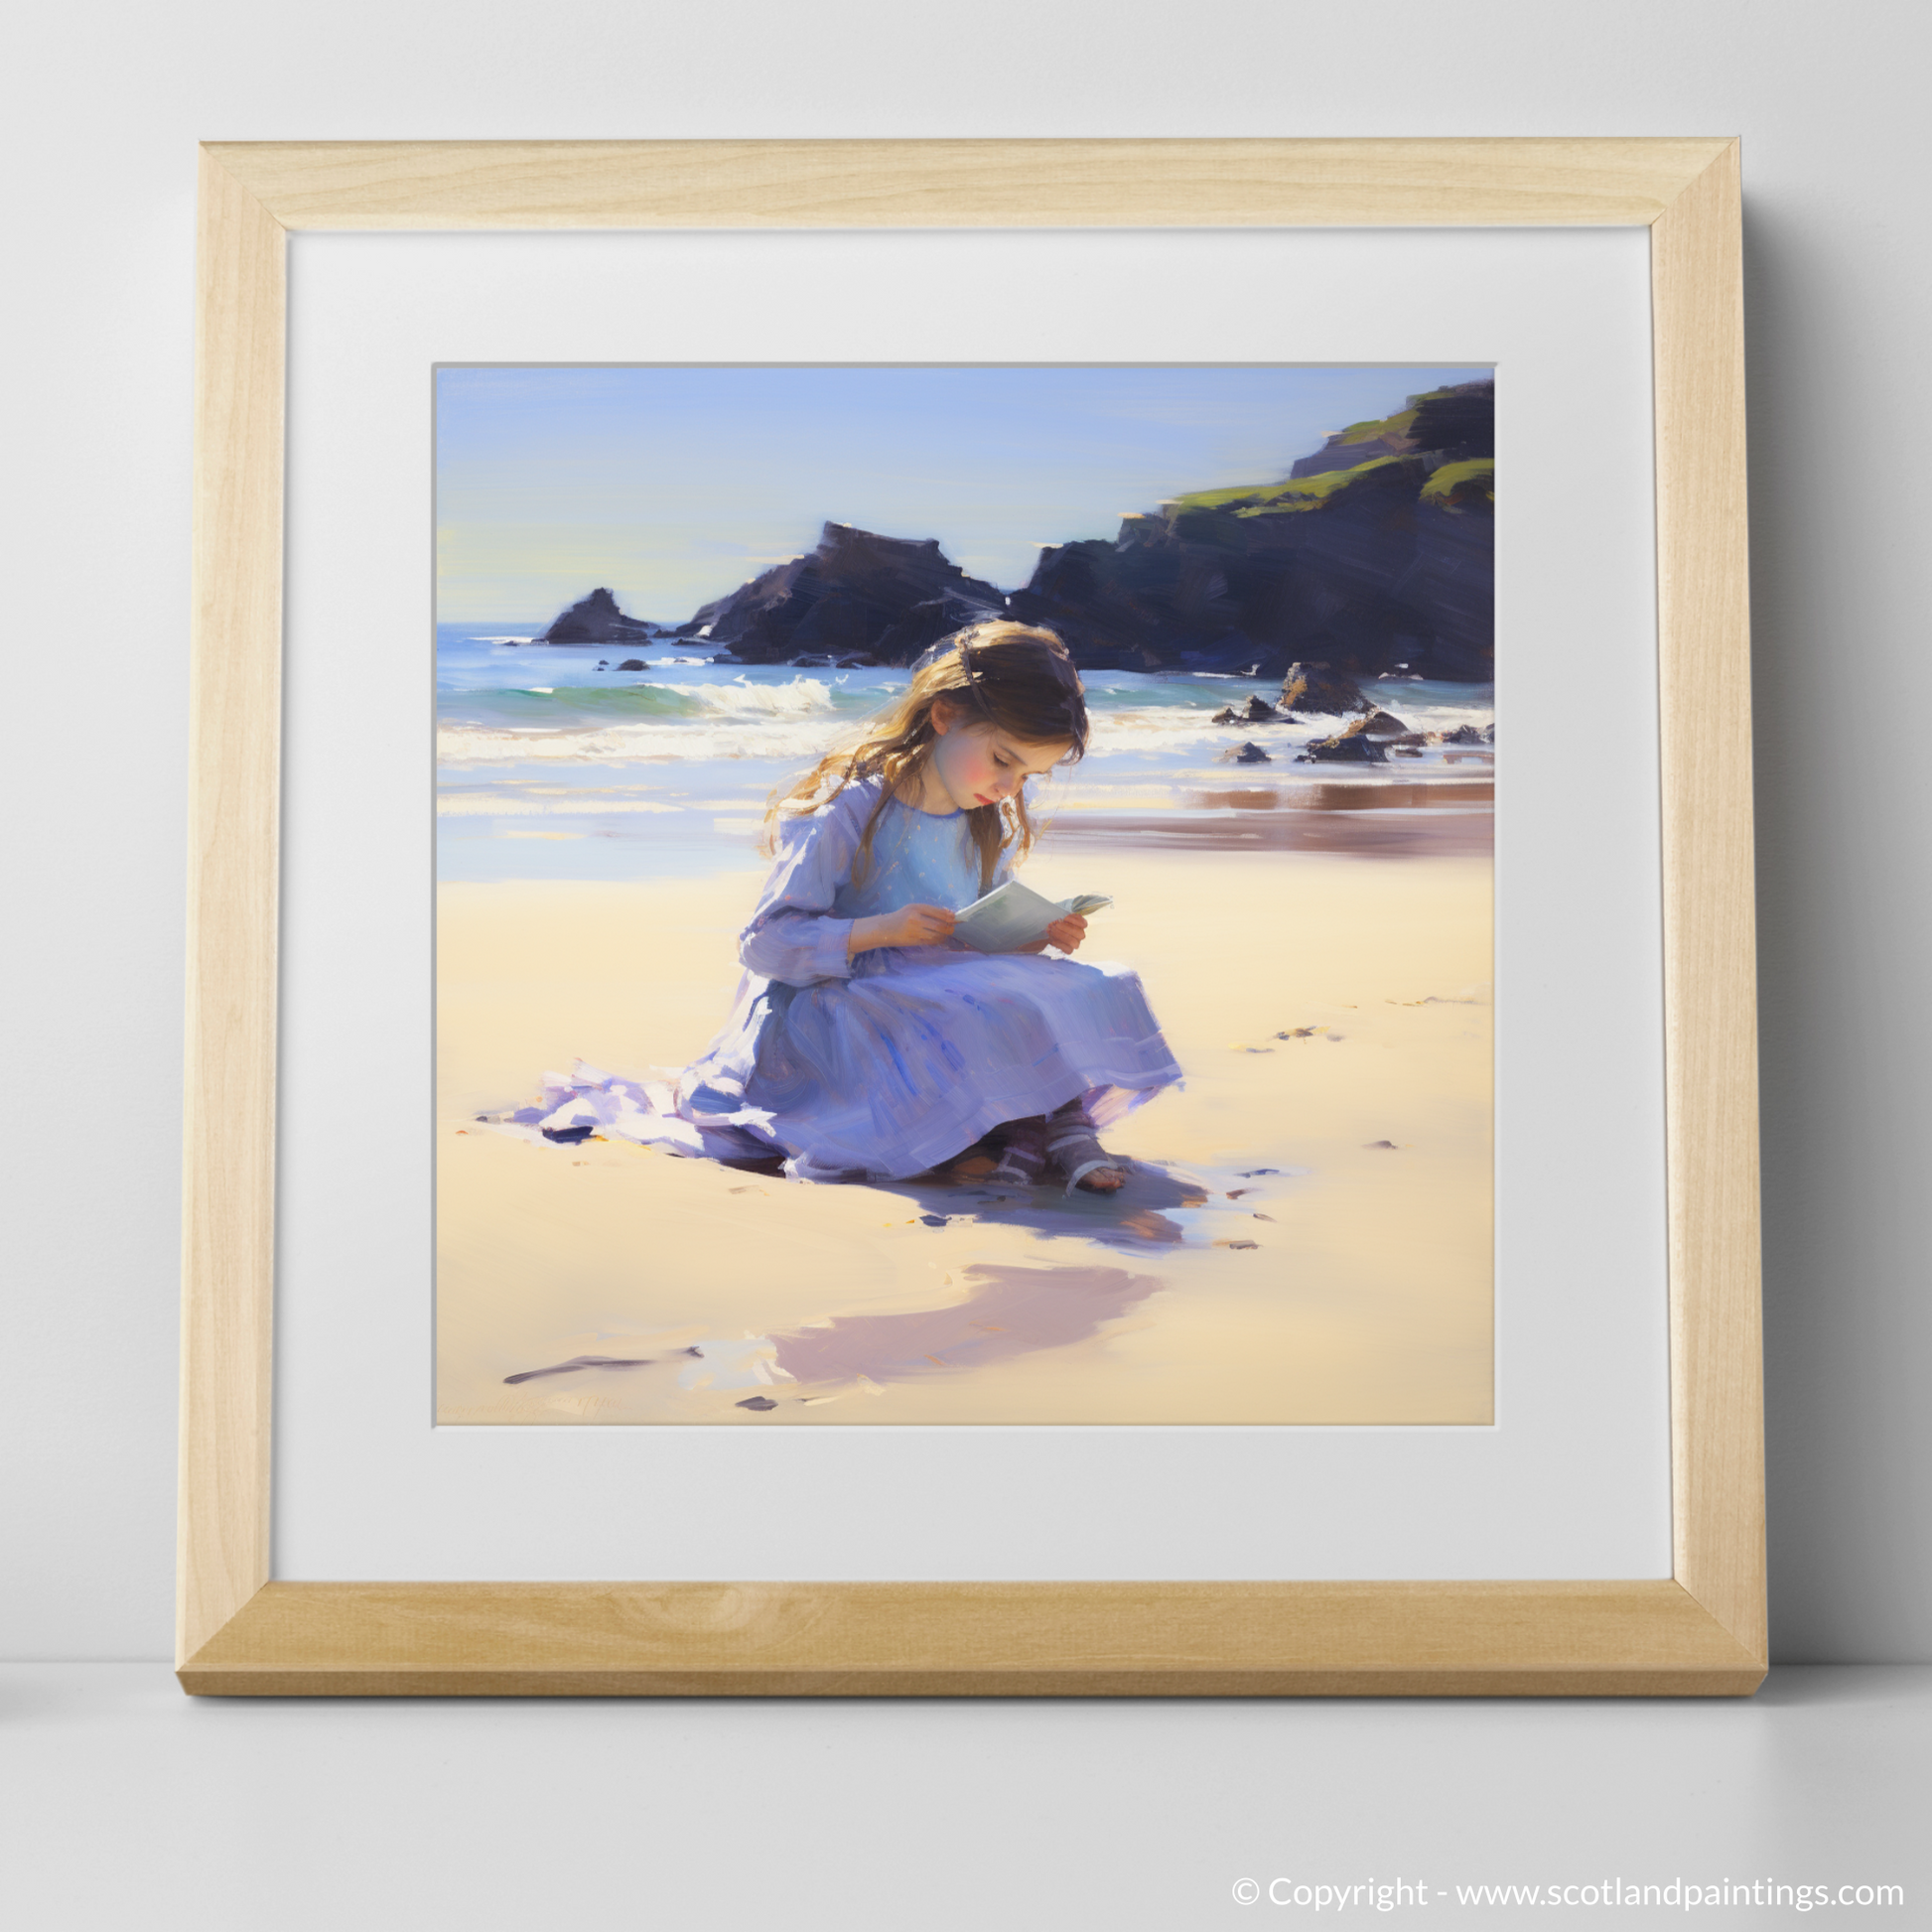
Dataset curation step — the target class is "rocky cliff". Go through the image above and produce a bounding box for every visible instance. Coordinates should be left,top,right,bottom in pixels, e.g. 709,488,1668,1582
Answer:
674,522,1008,665
536,587,657,645
536,379,1493,678
1006,380,1493,678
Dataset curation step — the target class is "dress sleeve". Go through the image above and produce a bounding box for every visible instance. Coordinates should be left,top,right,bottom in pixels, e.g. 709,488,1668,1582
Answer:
737,792,866,986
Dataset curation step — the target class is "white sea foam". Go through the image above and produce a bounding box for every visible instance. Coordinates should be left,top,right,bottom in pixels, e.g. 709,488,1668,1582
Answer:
437,720,859,765
654,675,850,717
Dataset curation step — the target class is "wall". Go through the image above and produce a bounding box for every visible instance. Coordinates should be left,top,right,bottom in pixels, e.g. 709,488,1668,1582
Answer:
4,0,1926,1661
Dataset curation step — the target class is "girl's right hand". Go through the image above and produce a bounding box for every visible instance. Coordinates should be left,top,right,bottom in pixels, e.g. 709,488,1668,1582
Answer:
880,901,958,948
849,902,957,955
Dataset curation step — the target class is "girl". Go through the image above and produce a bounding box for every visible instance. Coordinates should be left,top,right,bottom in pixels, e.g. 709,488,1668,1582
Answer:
537,623,1183,1192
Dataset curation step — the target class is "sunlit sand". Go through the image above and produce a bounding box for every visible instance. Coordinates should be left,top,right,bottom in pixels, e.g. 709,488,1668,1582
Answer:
437,830,1492,1426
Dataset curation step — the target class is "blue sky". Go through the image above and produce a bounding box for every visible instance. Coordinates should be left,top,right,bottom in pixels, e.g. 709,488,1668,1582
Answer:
435,364,1489,623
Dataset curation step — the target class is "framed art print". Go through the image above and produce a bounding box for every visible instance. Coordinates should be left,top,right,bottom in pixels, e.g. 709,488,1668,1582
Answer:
432,355,1501,1432
181,140,1764,1694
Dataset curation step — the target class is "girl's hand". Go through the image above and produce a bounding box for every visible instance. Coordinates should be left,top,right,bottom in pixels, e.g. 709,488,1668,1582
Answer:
1040,913,1087,953
851,902,957,954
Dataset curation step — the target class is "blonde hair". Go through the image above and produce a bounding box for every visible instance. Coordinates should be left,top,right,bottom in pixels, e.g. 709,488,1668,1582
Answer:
763,621,1088,894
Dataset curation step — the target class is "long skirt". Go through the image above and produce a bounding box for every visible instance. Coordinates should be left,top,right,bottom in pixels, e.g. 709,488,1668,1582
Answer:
504,946,1183,1182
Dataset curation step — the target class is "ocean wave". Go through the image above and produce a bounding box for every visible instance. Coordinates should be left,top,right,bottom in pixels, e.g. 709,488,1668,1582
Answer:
439,673,864,731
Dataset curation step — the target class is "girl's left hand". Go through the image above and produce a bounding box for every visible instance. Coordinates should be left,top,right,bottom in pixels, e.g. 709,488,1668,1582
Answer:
1041,913,1087,953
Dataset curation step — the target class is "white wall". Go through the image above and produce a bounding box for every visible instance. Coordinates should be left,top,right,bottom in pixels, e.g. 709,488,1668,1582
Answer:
4,0,1926,1662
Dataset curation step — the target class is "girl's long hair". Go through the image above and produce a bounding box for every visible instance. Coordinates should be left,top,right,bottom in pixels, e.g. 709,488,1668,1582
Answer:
763,621,1089,894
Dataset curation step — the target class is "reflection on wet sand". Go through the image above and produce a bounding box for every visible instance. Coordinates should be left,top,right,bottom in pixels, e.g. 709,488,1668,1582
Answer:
771,1262,1165,1388
1049,807,1492,858
491,1258,1173,1409
1034,774,1494,859
1189,780,1494,814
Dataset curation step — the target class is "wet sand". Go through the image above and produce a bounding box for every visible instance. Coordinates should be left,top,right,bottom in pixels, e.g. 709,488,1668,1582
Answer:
437,823,1493,1426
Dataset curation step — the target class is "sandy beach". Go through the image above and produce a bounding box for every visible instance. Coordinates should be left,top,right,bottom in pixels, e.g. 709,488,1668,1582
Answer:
437,818,1492,1426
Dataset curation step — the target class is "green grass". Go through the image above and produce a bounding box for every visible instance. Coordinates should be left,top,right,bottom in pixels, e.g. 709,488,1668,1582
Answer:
1167,450,1414,513
1420,457,1494,508
1172,455,1410,519
1335,404,1420,446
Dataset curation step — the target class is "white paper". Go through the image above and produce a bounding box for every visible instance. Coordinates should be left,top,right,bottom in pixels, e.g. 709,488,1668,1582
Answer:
277,224,1670,1582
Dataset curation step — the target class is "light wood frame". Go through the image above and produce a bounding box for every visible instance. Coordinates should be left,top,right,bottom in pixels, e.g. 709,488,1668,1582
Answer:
181,138,1762,1696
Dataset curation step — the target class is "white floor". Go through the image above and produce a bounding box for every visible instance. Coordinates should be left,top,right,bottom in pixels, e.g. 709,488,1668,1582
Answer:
3,1665,1926,1928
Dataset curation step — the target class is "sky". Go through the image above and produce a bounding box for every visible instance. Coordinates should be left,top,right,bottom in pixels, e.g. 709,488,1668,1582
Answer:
435,364,1489,624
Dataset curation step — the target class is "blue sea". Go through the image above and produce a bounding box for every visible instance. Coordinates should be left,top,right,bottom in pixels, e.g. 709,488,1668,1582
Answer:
436,622,1495,883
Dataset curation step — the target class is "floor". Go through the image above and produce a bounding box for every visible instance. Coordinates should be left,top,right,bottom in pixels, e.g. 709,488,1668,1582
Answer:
4,1665,1925,1927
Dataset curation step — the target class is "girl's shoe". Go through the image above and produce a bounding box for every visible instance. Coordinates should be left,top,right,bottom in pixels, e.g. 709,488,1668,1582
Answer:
1044,1103,1128,1194
985,1116,1047,1189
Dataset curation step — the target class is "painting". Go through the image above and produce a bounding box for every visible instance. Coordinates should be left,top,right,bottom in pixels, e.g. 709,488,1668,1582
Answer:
435,363,1495,1426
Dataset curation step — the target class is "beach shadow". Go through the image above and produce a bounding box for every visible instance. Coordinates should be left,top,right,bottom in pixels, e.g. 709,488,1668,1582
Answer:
769,1261,1167,1387
870,1155,1217,1252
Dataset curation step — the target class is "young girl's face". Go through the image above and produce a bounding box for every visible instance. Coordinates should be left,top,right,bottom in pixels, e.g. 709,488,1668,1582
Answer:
922,700,1071,814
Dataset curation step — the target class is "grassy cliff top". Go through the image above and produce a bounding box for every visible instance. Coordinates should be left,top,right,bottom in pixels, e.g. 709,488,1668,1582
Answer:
1171,454,1410,518
1334,404,1421,446
1166,383,1492,522
1420,457,1495,509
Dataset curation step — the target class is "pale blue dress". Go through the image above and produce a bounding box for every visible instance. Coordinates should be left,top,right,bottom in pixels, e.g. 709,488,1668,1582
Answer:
514,778,1183,1181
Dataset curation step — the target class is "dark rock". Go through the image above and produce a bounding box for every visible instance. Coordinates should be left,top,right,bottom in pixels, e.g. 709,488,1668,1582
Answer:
1012,475,1487,678
1298,726,1388,764
736,1396,778,1411
1438,724,1488,746
1359,709,1411,739
872,592,1008,665
685,524,1007,667
1280,662,1370,715
536,586,656,646
1211,694,1283,726
919,1213,948,1226
1481,722,1495,743
1218,741,1272,763
541,1124,596,1144
617,658,646,671
1409,384,1495,459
